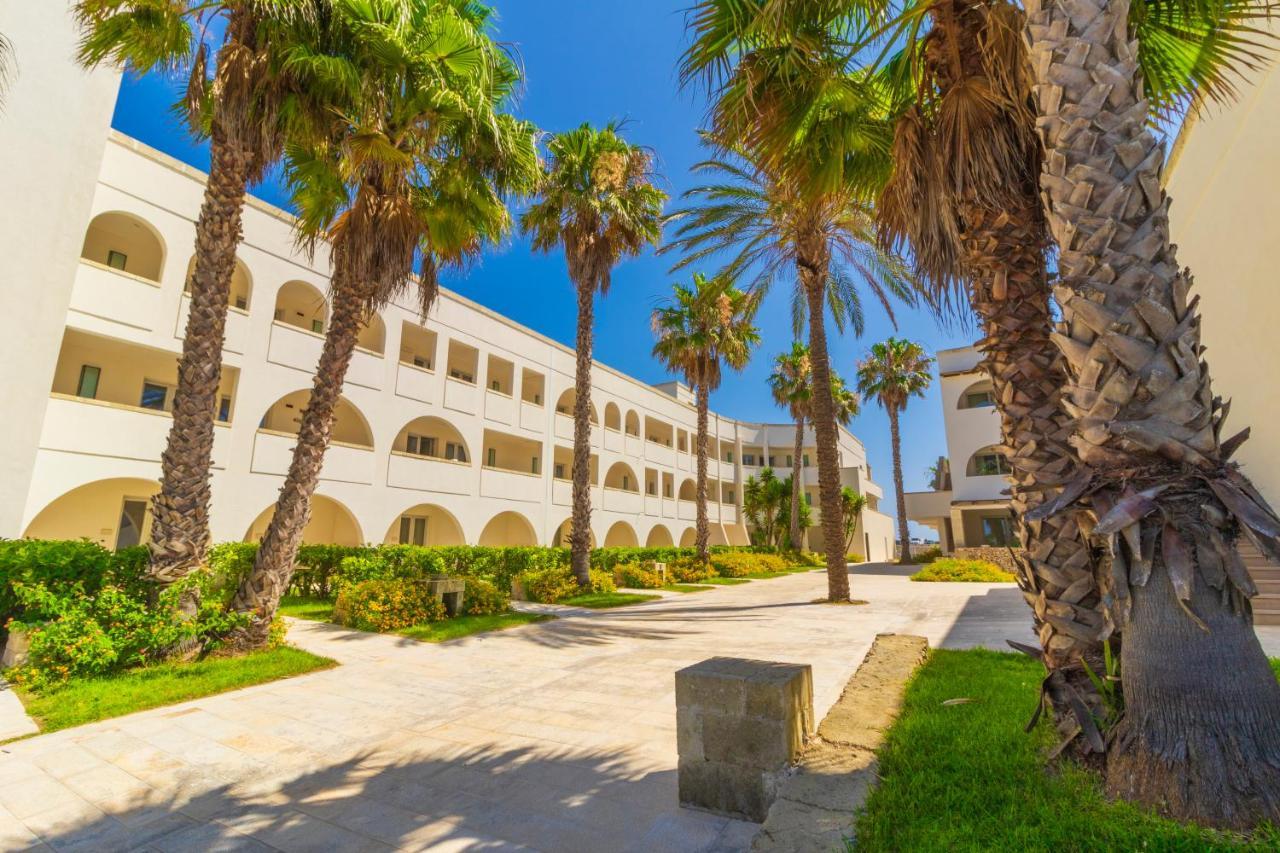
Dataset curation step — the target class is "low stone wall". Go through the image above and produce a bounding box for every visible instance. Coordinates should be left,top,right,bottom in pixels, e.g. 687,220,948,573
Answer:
952,546,1018,572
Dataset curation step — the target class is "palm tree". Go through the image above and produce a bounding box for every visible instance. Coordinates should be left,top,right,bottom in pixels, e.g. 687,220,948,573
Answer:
1023,0,1280,826
841,487,868,556
74,1,323,591
652,273,760,562
0,31,15,108
856,338,932,563
521,123,666,585
225,0,539,650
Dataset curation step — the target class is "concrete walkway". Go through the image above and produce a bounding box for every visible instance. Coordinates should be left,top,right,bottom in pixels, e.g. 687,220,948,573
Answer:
0,568,1065,851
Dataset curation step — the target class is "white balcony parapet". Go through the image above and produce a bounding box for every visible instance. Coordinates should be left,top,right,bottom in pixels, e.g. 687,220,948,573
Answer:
252,429,373,485
395,360,440,405
387,452,471,496
42,393,230,469
602,487,643,514
484,388,514,425
480,466,542,502
444,376,479,415
70,260,162,334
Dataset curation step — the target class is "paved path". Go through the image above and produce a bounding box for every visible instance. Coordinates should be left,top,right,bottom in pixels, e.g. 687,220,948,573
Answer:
0,568,1105,851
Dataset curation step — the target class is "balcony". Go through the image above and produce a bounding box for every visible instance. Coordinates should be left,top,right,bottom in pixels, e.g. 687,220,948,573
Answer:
68,261,163,336
484,389,514,425
395,361,440,405
480,466,542,503
552,478,571,506
678,500,697,521
677,453,691,472
252,429,373,485
645,495,663,516
267,323,383,390
722,505,738,524
905,489,954,522
41,394,231,469
604,429,624,453
444,376,479,415
645,441,674,468
387,452,471,496
602,487,643,514
625,434,643,457
719,460,736,482
178,295,249,355
554,413,600,447
519,401,543,432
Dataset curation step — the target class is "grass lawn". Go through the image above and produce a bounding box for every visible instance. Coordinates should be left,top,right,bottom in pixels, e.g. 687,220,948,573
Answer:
663,583,713,593
854,649,1280,850
14,646,335,735
702,577,752,585
397,612,552,642
559,592,661,608
278,595,334,621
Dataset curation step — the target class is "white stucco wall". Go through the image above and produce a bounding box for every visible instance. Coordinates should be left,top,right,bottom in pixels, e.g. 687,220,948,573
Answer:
0,4,120,537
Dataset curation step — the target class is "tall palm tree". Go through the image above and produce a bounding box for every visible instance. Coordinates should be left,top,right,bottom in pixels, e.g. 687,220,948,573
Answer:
1023,0,1280,827
74,1,323,591
856,338,932,563
521,123,666,585
652,273,760,562
225,0,538,650
841,487,868,556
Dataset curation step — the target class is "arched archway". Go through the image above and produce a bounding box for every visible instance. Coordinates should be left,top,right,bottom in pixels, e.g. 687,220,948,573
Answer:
244,494,363,546
274,280,328,334
383,504,465,546
604,462,639,492
258,390,374,448
604,402,621,430
604,521,639,548
678,479,696,501
645,525,674,547
958,379,996,409
81,212,165,282
23,478,160,550
393,416,469,462
357,312,386,355
478,511,538,546
186,255,252,310
552,517,597,548
624,410,640,436
967,446,1011,477
554,388,598,424
679,527,697,547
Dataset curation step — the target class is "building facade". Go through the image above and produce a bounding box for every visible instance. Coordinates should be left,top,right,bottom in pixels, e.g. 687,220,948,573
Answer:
902,346,1013,552
6,125,895,560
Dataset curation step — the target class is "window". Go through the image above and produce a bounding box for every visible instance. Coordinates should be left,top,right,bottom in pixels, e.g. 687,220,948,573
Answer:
413,356,431,369
446,442,467,463
768,456,777,467
533,393,542,405
217,396,232,423
972,453,1010,477
398,516,427,546
966,390,996,408
725,490,735,503
647,482,656,495
234,296,247,310
486,448,497,467
804,492,813,505
531,456,540,475
555,463,566,479
663,483,672,498
450,369,474,384
115,499,148,550
621,475,630,491
311,319,324,334
491,380,501,392
76,365,100,399
106,250,128,271
140,381,168,411
725,451,734,463
406,434,436,457
982,517,1017,547
743,454,755,466
785,455,793,467
803,454,810,467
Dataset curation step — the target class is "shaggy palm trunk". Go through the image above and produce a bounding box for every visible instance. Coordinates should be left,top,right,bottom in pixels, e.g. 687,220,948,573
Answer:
1026,0,1280,826
789,418,804,550
695,383,711,562
146,131,253,588
225,279,364,651
569,283,595,586
800,251,851,601
887,408,911,562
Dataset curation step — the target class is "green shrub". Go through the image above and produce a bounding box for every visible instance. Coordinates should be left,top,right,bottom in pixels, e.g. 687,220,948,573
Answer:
591,547,696,571
846,553,865,564
668,557,714,583
461,578,509,616
910,558,1015,583
0,540,147,632
294,544,368,596
332,579,445,632
710,552,792,577
913,546,944,565
519,565,615,603
615,562,665,589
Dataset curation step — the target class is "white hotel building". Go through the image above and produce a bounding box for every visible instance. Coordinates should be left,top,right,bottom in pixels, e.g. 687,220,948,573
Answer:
0,7,895,561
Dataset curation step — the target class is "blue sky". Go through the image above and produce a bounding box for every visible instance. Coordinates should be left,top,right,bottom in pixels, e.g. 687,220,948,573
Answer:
112,0,977,536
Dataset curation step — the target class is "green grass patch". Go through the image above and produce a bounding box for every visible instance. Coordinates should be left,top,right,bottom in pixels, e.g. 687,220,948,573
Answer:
15,646,335,735
702,576,752,585
397,611,552,643
854,649,1280,850
278,595,335,621
910,557,1016,583
559,592,661,608
663,583,714,593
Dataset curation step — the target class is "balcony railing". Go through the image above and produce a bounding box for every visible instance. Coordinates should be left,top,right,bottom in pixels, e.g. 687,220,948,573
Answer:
42,393,231,469
387,451,471,495
252,429,373,484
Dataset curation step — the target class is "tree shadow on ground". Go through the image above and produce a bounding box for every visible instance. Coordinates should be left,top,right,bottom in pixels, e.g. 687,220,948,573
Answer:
849,562,919,577
27,741,756,852
937,586,1034,650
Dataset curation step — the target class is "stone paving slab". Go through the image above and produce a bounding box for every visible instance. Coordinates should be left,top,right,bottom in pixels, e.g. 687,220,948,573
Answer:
0,568,1035,851
0,681,37,742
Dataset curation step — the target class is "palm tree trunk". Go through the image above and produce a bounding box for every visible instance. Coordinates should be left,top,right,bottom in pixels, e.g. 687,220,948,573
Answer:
789,417,803,550
569,282,594,586
887,408,911,562
694,382,711,562
1026,0,1280,826
224,278,364,652
146,131,252,588
801,257,851,601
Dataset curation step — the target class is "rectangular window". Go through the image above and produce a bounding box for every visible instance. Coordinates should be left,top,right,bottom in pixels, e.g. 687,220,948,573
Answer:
785,455,793,467
413,356,430,369
621,475,630,491
982,517,1016,547
967,391,996,408
725,490,735,503
742,454,755,466
486,448,496,467
398,516,427,545
726,451,734,463
804,492,813,505
803,454,810,467
140,381,168,411
664,484,672,498
446,442,466,463
974,454,1010,476
106,250,128,271
647,482,656,495
555,463,566,479
115,498,147,550
76,365,100,399
531,456,540,475
217,396,232,423
491,380,501,392
311,319,324,334
234,296,247,310
533,393,541,405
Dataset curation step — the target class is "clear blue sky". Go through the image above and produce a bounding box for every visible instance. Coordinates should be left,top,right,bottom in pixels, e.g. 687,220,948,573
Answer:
111,0,977,537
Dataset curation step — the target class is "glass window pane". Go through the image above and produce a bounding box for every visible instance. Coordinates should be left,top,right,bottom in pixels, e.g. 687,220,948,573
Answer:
106,250,127,271
76,365,100,399
140,382,167,411
398,517,411,544
217,396,232,422
413,517,426,545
